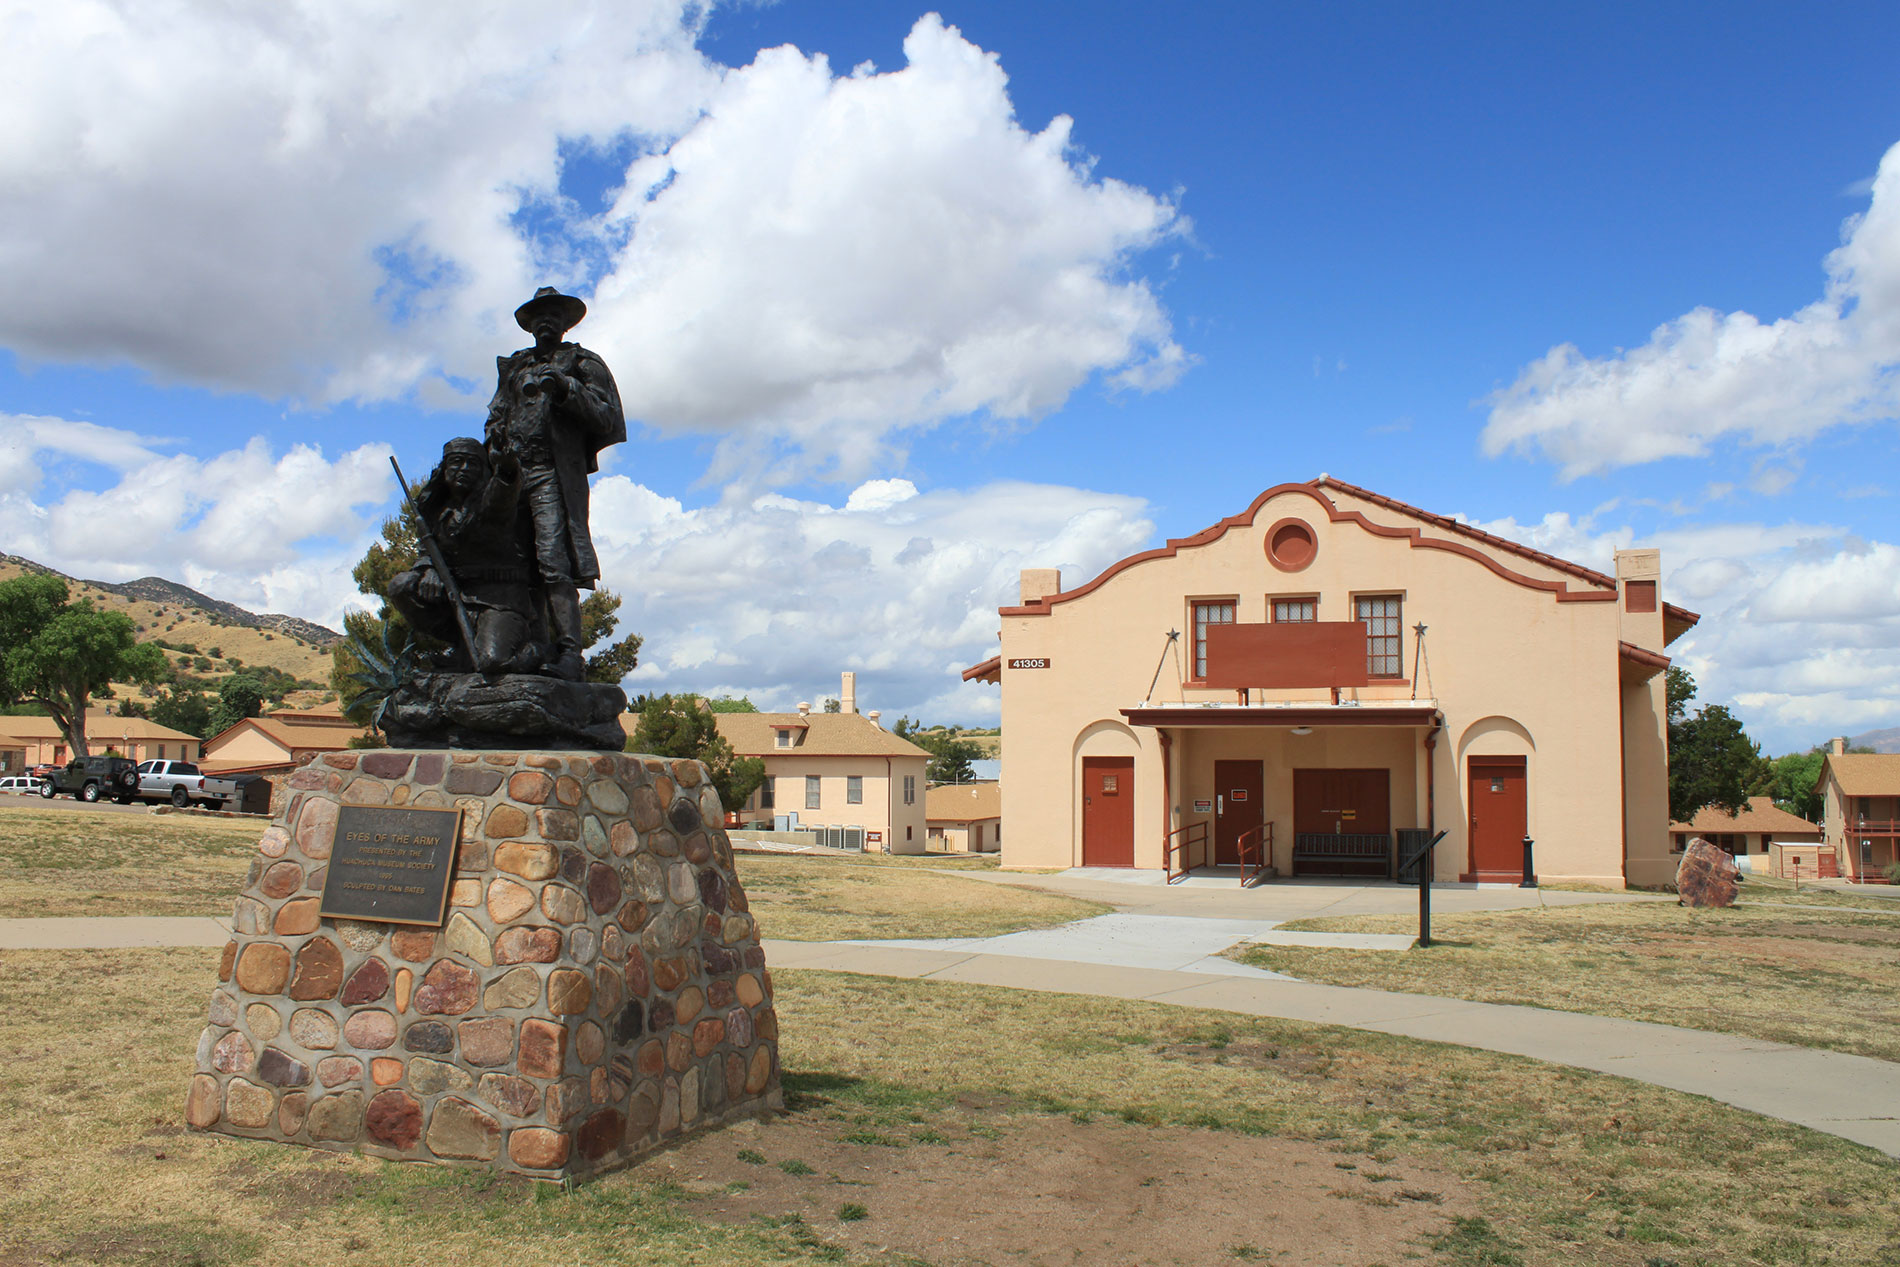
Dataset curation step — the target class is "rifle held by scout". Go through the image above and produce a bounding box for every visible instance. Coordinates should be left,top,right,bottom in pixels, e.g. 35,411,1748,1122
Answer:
389,454,480,667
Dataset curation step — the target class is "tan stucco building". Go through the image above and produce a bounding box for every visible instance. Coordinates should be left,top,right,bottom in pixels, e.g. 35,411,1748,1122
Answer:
713,674,931,853
1815,745,1900,883
200,709,366,777
0,712,202,768
1669,796,1820,858
924,782,1002,853
965,476,1695,888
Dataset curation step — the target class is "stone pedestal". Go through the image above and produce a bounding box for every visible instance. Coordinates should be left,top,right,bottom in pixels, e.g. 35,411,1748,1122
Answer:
185,749,781,1180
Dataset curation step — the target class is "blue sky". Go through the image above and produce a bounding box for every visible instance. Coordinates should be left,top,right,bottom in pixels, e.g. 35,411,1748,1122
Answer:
3,1,1898,752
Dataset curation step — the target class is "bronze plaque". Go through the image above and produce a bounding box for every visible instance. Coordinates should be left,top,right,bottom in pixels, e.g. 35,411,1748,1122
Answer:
317,806,462,926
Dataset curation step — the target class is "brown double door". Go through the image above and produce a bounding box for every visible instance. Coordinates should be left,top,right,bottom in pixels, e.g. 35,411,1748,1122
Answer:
1213,759,1265,865
1466,757,1527,880
1292,768,1391,877
1081,757,1135,867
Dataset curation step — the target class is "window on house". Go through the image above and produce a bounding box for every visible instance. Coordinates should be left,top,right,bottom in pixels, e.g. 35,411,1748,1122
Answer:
906,824,913,841
1356,595,1402,677
1272,598,1316,623
1191,600,1236,679
775,729,792,749
1624,580,1657,613
805,775,821,810
760,779,775,810
846,775,863,805
903,774,915,805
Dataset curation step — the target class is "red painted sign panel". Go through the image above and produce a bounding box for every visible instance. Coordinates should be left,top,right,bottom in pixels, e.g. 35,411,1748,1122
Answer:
1203,621,1371,690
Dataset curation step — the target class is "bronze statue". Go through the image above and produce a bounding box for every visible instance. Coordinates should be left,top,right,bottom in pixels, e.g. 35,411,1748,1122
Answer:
367,287,629,750
484,287,626,681
386,438,540,676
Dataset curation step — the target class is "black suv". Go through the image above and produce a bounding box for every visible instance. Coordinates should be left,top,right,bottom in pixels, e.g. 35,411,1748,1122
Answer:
41,755,142,804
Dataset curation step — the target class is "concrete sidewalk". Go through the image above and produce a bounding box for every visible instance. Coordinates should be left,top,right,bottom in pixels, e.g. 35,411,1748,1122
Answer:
765,937,1900,1158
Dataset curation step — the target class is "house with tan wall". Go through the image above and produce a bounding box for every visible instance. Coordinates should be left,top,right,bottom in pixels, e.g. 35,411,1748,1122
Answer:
0,712,202,768
711,673,931,854
1815,743,1900,883
925,782,1002,853
1669,797,1820,858
200,712,366,777
964,476,1694,888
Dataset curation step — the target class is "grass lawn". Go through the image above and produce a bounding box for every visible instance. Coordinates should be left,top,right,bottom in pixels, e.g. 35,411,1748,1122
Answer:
3,948,1897,1266
0,806,261,918
738,855,1106,940
1241,899,1900,1062
0,805,1102,940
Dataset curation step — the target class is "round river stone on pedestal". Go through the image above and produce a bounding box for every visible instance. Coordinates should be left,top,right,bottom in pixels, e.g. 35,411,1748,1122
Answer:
185,750,782,1181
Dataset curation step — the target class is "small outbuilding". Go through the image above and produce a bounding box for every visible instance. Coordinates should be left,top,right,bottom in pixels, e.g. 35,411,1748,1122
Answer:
1669,797,1820,858
925,782,1002,853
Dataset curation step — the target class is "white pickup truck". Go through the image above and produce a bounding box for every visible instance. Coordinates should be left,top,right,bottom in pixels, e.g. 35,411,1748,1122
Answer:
135,759,240,809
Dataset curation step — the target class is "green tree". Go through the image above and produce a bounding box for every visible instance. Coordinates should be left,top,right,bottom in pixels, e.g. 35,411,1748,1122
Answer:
0,574,167,755
913,729,983,784
1666,668,1758,822
628,694,765,813
1747,749,1826,820
707,696,758,713
580,589,643,685
150,688,215,739
209,674,266,735
822,697,841,713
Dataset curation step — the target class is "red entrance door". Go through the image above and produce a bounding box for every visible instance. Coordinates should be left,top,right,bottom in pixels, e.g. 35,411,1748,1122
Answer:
1081,758,1135,867
1466,757,1527,881
1213,760,1264,865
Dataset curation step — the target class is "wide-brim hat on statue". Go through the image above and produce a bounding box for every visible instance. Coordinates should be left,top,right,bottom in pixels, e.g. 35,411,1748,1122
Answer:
515,286,587,335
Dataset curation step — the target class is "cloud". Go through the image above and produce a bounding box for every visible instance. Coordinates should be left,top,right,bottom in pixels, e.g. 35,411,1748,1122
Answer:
1,418,392,623
1,9,1187,481
1482,139,1900,478
0,1,720,400
1458,504,1900,750
586,474,1155,720
589,14,1189,480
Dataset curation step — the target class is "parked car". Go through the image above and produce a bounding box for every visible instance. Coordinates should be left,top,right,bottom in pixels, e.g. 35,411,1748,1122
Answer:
0,775,47,795
134,760,240,809
41,755,142,803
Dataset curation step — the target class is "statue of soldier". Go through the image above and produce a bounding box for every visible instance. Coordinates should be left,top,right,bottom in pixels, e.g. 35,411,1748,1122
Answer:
484,287,626,681
387,438,541,675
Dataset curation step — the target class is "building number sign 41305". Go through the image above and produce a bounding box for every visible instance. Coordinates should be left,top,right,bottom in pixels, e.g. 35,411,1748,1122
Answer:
1007,657,1051,670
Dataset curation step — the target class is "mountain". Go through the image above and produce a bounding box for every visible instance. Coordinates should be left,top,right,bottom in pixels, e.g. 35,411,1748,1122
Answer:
0,555,340,704
1847,727,1900,754
0,554,340,648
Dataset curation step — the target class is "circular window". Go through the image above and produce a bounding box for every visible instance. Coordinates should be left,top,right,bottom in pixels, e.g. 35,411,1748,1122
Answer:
1266,518,1317,572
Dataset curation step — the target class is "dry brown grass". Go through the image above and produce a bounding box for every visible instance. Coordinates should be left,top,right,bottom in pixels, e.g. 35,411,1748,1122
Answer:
1247,900,1900,1062
0,805,259,918
0,807,1095,939
740,854,1104,940
2,948,1895,1267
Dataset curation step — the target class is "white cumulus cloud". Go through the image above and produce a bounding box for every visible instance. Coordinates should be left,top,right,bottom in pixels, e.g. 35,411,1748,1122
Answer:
589,14,1189,479
586,475,1154,720
0,8,1188,479
1482,138,1900,478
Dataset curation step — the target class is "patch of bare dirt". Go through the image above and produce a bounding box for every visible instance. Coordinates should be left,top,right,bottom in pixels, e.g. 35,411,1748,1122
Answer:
655,1103,1478,1267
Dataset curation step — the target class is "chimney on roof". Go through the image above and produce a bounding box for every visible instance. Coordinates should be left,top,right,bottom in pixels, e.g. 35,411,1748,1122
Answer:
867,710,881,728
841,671,857,715
1832,736,1847,756
796,701,810,716
1019,568,1060,604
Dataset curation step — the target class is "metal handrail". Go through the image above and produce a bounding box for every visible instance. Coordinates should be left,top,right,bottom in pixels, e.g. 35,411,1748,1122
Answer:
1165,820,1206,884
1235,823,1273,887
